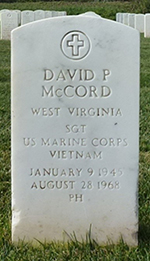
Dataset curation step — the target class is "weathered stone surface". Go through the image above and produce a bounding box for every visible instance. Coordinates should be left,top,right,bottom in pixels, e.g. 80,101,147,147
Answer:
1,11,19,40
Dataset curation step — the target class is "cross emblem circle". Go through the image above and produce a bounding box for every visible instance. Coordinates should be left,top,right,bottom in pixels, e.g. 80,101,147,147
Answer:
61,31,90,60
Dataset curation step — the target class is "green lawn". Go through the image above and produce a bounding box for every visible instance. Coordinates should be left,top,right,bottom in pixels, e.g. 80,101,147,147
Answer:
0,2,150,260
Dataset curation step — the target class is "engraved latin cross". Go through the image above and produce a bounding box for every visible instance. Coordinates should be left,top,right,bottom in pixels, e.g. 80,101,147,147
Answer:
67,34,84,56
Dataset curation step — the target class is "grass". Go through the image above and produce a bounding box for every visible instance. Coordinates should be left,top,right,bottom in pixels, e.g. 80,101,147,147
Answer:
0,2,150,260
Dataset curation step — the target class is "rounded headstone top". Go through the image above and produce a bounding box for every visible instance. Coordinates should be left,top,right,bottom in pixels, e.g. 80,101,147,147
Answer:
79,12,101,18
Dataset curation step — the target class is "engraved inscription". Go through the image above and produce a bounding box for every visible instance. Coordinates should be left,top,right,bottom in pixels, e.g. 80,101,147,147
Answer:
41,137,87,147
66,125,86,133
23,138,36,147
69,194,83,202
41,85,112,98
44,69,95,82
98,181,120,190
98,168,123,177
31,107,122,117
31,180,75,190
49,150,103,160
30,168,83,177
23,58,126,204
29,166,123,201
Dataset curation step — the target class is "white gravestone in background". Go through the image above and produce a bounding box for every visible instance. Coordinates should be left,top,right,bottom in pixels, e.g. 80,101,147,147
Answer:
120,13,124,23
11,13,139,246
116,13,119,22
13,10,21,25
117,13,122,23
1,11,19,40
0,10,9,38
123,13,128,25
128,14,135,28
144,14,150,38
52,11,66,17
52,11,58,17
45,11,53,18
57,11,67,16
21,11,34,25
135,14,144,33
34,10,45,21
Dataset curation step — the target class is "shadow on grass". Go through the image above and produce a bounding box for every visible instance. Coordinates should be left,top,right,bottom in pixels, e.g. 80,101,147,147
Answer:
139,224,150,245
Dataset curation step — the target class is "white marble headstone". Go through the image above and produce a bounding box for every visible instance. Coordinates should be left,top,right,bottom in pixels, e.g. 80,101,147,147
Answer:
21,10,34,25
1,11,19,40
11,13,139,246
0,9,10,18
57,11,67,16
116,13,122,23
45,11,53,18
123,13,128,25
144,14,150,38
135,14,144,33
120,13,123,23
128,14,135,28
118,13,122,23
52,11,59,17
13,10,21,25
34,10,45,21
116,13,119,22
0,10,10,36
